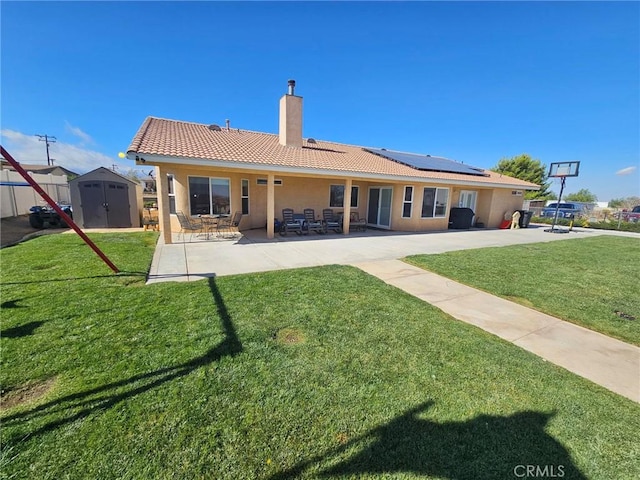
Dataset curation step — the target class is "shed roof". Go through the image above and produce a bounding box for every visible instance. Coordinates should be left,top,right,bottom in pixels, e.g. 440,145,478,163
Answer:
69,166,138,185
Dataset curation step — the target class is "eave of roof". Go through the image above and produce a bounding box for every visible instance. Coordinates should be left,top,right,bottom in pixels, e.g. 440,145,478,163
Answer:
70,166,138,185
127,116,540,190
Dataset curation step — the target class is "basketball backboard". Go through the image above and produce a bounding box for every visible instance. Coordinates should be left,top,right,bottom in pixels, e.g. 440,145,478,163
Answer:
548,161,580,178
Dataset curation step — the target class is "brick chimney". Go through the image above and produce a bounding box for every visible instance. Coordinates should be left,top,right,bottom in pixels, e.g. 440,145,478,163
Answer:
279,79,302,148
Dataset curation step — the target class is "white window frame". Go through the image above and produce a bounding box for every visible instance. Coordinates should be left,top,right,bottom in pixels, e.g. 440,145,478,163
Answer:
329,184,359,208
187,175,231,216
241,179,249,215
421,187,449,219
402,186,414,218
167,174,176,214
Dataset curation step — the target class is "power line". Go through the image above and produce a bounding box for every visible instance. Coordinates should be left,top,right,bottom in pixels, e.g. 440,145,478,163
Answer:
35,134,57,166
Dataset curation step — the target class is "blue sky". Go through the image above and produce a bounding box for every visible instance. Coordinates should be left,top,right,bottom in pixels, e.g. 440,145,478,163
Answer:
2,1,638,201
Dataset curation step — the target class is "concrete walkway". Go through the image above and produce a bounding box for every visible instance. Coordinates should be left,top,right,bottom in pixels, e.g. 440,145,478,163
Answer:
356,259,639,403
146,226,640,402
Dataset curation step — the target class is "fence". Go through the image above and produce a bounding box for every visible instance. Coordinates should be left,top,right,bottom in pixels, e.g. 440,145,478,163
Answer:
1,169,71,218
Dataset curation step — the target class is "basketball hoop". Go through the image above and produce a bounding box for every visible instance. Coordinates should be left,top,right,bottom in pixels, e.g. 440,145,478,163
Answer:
548,162,580,179
545,161,580,234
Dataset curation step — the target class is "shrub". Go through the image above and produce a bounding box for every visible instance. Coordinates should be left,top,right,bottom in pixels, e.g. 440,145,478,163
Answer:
531,216,640,233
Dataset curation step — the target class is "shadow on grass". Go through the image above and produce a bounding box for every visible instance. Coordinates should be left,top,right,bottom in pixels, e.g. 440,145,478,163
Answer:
270,401,586,480
1,321,44,338
0,271,147,286
1,277,241,441
1,299,26,309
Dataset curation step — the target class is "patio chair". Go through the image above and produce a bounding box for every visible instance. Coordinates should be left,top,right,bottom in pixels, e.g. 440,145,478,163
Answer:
142,208,159,231
322,209,342,233
349,212,367,232
303,208,325,234
216,211,243,238
176,211,203,242
280,208,303,236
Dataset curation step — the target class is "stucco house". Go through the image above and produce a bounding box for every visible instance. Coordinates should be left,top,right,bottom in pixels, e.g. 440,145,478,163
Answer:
126,80,538,243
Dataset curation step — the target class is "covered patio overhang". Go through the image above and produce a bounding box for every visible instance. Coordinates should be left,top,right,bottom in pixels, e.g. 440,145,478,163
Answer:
126,152,537,244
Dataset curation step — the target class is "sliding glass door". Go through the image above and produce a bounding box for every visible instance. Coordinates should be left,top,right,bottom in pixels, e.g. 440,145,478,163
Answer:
367,187,392,228
188,177,230,216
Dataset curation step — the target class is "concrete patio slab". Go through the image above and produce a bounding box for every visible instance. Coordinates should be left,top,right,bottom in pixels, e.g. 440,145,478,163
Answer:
147,225,610,283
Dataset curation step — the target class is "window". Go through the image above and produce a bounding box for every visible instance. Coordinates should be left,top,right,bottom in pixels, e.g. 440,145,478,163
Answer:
256,178,283,186
188,176,230,216
421,187,449,218
402,186,413,218
241,179,249,215
167,174,176,214
329,185,359,208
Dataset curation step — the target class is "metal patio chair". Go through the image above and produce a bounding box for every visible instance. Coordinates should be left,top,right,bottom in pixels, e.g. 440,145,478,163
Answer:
176,211,203,242
349,212,367,232
216,211,243,238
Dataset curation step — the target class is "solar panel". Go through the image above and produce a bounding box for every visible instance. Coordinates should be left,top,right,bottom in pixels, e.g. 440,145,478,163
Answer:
364,148,487,177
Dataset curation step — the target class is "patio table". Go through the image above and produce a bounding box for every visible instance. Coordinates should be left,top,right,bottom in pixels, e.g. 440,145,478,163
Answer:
198,215,221,239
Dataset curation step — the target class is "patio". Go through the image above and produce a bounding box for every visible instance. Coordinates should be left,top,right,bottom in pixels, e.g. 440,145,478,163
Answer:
147,225,597,283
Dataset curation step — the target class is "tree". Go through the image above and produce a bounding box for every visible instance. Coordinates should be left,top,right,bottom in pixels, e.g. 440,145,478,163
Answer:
609,196,640,209
565,189,597,203
121,168,147,184
490,154,552,200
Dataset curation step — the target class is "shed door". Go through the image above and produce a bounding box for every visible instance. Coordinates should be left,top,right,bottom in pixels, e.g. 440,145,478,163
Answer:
79,180,131,228
80,182,108,228
104,182,131,227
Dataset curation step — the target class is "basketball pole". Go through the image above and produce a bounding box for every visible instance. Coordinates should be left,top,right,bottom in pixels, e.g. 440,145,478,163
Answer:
550,175,567,231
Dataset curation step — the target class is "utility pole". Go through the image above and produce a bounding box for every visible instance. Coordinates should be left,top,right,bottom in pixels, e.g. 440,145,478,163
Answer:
35,134,57,166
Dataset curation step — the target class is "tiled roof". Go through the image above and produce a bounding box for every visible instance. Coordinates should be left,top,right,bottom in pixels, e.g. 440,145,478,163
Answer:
128,116,539,189
1,161,78,177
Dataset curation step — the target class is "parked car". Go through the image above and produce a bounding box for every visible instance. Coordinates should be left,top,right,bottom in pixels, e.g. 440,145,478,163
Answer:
614,205,640,223
540,202,588,219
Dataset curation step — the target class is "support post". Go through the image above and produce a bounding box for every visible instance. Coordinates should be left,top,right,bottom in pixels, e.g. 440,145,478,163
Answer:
267,174,275,239
156,166,172,244
343,179,352,235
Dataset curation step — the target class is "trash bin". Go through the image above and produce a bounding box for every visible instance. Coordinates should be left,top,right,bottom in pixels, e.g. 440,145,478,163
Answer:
517,210,533,228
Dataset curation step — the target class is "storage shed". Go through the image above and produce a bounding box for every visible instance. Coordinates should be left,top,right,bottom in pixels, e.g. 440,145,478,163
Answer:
69,167,142,228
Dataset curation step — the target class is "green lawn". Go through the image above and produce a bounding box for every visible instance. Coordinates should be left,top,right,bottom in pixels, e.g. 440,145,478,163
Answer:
1,233,639,479
405,235,640,346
